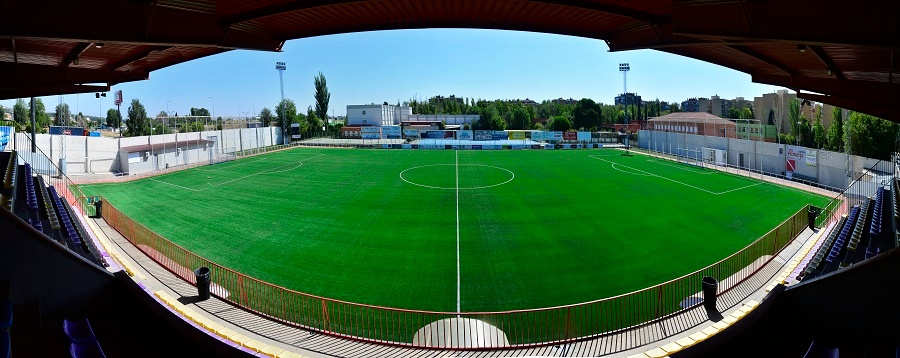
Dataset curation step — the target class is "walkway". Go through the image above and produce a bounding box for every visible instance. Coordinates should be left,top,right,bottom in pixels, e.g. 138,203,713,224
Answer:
85,215,823,357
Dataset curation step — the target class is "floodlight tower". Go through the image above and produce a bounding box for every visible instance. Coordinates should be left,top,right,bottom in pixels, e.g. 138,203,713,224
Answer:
276,61,287,143
619,63,630,123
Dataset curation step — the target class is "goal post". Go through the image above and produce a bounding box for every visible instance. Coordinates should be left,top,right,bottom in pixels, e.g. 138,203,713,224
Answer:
701,147,727,166
211,146,236,165
675,147,703,166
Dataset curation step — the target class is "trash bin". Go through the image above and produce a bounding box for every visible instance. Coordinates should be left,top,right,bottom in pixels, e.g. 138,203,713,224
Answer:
702,276,718,311
808,206,818,230
194,267,211,301
91,200,102,218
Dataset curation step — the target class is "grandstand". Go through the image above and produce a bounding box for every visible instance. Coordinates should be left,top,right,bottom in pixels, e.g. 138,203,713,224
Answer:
2,0,900,357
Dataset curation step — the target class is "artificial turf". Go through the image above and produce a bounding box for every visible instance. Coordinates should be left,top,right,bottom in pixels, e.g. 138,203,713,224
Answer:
80,147,829,312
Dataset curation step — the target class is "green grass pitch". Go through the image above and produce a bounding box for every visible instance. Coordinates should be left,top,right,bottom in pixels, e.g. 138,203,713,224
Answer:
80,147,829,312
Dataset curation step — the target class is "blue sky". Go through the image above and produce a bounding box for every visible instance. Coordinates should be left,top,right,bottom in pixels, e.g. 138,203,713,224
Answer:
2,29,785,118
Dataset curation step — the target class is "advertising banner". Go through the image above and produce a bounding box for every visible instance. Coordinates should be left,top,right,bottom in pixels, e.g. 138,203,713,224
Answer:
508,131,526,140
531,145,541,149
457,130,474,140
474,130,493,141
0,126,11,151
361,133,381,139
382,126,401,139
806,149,818,167
785,145,806,173
425,131,445,139
472,145,482,150
563,131,577,140
361,126,382,133
403,129,420,138
531,131,545,141
550,132,563,141
577,132,592,141
401,144,413,149
545,144,556,149
491,131,509,140
382,144,392,149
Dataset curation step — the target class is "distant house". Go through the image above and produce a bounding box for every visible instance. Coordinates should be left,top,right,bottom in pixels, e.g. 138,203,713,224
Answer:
648,112,737,138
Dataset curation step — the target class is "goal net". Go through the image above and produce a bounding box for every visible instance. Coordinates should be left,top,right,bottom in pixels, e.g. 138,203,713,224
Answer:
211,146,236,165
675,147,703,166
701,147,727,166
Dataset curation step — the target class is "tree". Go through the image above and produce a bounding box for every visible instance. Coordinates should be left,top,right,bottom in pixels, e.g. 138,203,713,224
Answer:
573,99,600,130
54,102,71,126
13,99,28,129
76,112,87,129
306,106,320,137
275,99,298,139
125,98,149,137
812,116,826,150
826,106,844,152
846,111,899,160
314,72,330,125
259,107,274,126
189,107,211,117
105,108,122,129
28,99,51,134
548,115,573,131
788,98,801,143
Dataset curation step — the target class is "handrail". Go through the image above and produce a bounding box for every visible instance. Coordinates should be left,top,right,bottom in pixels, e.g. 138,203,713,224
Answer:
101,196,810,350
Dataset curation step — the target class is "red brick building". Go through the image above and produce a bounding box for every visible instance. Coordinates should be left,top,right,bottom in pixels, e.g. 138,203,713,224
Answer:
648,112,736,138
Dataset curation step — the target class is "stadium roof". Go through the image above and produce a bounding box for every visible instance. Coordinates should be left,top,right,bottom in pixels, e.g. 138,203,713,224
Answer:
1,0,897,122
648,112,734,125
121,139,210,153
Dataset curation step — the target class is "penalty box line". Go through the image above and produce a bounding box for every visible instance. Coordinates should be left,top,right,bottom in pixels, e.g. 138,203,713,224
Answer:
151,154,325,192
589,156,761,195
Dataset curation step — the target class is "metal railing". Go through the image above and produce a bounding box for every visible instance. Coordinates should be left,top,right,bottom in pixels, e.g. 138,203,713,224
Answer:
101,198,810,350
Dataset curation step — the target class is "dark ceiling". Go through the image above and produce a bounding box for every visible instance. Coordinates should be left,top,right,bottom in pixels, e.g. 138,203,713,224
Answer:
1,0,897,120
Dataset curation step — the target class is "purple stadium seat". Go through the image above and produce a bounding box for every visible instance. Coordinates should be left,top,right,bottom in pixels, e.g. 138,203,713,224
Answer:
69,340,106,358
1,332,9,358
0,300,10,331
63,318,95,344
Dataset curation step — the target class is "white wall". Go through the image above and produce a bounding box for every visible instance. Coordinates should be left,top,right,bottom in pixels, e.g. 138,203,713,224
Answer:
637,129,879,190
17,127,282,175
347,105,394,126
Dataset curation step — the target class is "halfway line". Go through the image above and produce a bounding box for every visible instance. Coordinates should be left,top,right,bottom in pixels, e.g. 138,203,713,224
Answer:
456,150,461,314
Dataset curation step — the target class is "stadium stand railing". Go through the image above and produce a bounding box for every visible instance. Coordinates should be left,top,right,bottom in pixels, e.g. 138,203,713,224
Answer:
2,132,107,269
101,197,811,350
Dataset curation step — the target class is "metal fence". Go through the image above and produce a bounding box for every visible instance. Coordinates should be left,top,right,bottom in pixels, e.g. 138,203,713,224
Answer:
9,132,92,216
101,198,810,350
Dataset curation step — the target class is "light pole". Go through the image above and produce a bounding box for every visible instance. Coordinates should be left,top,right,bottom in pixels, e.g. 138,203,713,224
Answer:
276,61,287,144
619,63,630,124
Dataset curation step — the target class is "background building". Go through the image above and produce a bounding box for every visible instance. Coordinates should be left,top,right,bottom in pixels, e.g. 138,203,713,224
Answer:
346,104,412,127
648,112,736,138
735,120,778,142
681,97,710,113
753,90,796,135
615,93,642,107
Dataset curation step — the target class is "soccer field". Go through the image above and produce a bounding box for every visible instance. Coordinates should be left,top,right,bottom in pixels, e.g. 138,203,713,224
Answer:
80,147,829,312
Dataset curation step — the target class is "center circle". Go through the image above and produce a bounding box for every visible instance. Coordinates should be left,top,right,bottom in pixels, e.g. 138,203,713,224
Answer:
399,164,515,190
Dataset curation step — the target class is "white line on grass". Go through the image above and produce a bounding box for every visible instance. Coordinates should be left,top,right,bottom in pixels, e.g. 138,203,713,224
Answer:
150,154,325,192
148,177,201,191
646,158,715,175
590,156,761,195
456,150,461,314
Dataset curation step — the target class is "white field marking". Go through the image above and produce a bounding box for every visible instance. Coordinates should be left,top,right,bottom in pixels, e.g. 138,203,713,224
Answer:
206,154,324,188
151,154,324,192
398,164,515,190
456,150,461,314
590,156,761,195
263,162,304,175
646,158,715,175
609,163,654,176
148,177,201,192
